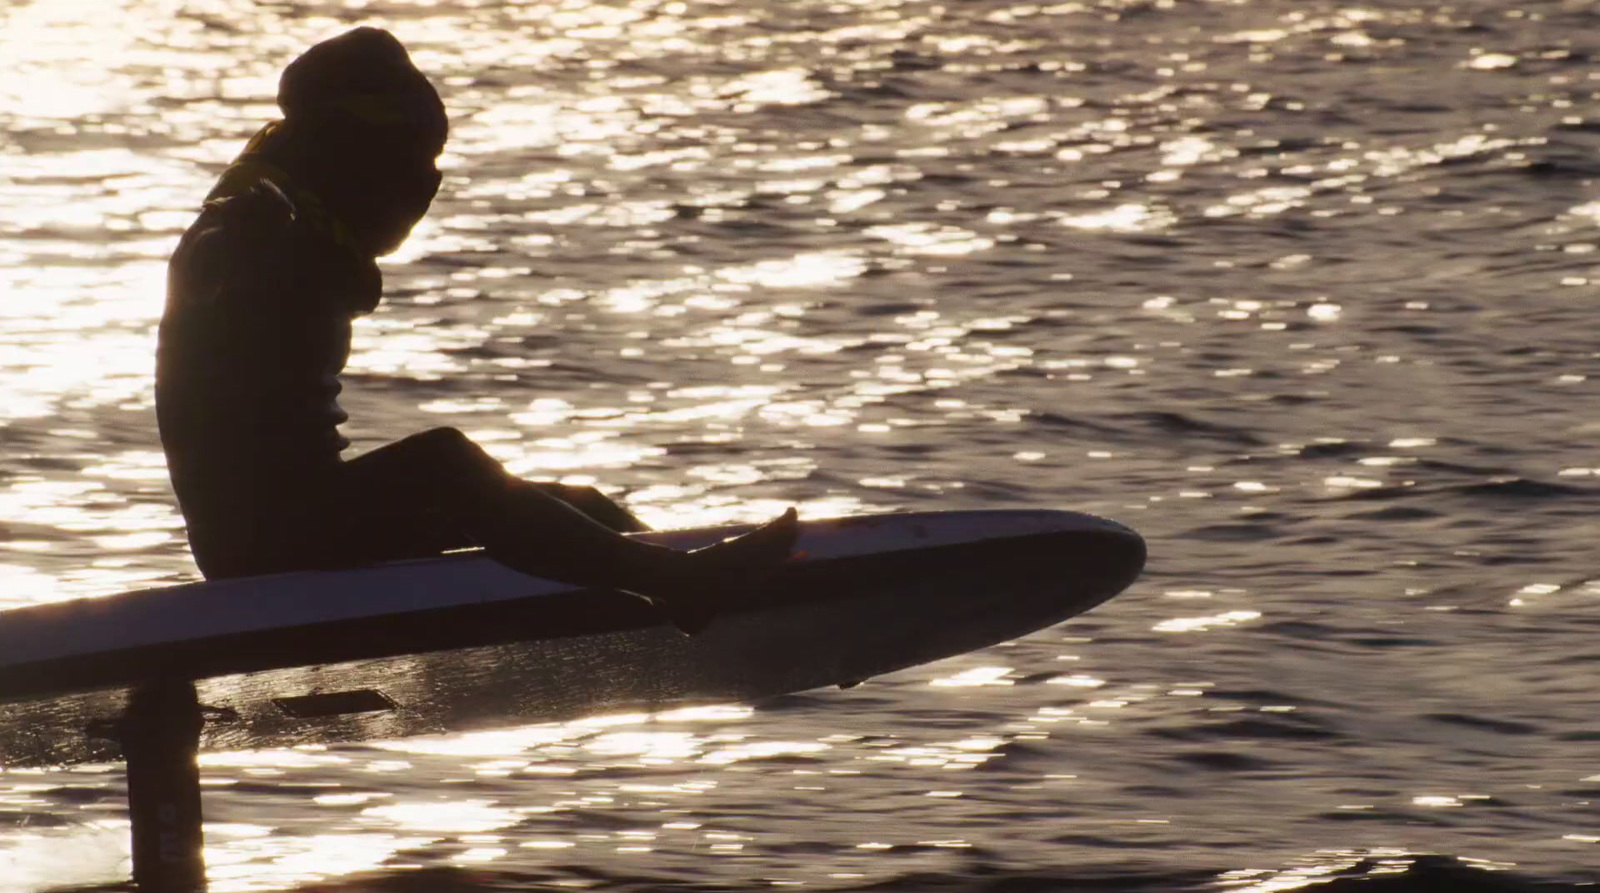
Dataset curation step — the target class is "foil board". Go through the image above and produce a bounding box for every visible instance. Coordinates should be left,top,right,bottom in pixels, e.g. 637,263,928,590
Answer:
0,510,1145,767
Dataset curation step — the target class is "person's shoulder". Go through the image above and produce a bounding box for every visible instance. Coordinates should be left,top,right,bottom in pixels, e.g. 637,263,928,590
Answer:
167,177,379,317
180,182,298,257
168,183,304,313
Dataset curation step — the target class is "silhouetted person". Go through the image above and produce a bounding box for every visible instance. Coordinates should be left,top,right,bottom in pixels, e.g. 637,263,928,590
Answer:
157,28,796,632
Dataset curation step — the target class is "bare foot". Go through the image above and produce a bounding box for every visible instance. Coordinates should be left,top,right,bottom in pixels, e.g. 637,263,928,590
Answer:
647,508,800,634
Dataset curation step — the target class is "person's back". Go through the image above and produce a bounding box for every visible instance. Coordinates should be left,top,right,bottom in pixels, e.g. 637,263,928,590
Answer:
156,27,797,632
157,177,372,577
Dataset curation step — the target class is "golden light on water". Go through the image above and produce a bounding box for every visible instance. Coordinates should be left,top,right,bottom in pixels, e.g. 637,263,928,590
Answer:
929,666,1014,688
1058,203,1176,233
7,0,1600,888
361,800,522,833
1152,610,1262,634
0,0,944,604
205,831,434,893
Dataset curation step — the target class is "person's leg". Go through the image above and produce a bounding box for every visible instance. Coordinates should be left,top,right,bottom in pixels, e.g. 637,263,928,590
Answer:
523,482,651,533
342,428,795,628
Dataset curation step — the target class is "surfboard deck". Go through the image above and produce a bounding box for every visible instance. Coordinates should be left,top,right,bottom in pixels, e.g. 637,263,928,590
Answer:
0,510,1144,768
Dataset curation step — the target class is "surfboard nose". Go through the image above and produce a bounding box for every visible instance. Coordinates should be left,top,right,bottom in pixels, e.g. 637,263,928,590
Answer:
1079,523,1146,600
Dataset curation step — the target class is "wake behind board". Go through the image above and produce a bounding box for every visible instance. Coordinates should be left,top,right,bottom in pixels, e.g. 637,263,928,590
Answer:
0,510,1144,768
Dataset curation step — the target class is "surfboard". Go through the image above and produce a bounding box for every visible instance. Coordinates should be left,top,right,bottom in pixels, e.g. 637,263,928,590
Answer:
0,510,1144,768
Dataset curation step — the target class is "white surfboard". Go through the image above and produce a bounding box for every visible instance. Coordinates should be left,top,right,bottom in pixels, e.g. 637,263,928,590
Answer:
0,510,1144,768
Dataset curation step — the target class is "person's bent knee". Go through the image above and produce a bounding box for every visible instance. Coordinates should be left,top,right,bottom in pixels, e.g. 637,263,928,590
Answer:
409,426,474,454
406,426,510,485
409,427,497,465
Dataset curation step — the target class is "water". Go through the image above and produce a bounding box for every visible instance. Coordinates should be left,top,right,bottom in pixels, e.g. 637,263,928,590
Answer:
2,0,1599,889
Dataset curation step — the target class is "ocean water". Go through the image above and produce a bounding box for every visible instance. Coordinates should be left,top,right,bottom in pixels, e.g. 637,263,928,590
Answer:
2,0,1599,889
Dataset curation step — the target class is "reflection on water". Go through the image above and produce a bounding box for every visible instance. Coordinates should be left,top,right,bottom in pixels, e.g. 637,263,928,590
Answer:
4,0,1600,888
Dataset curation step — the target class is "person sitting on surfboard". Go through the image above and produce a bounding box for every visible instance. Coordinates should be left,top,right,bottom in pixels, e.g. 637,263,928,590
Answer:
156,27,796,633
